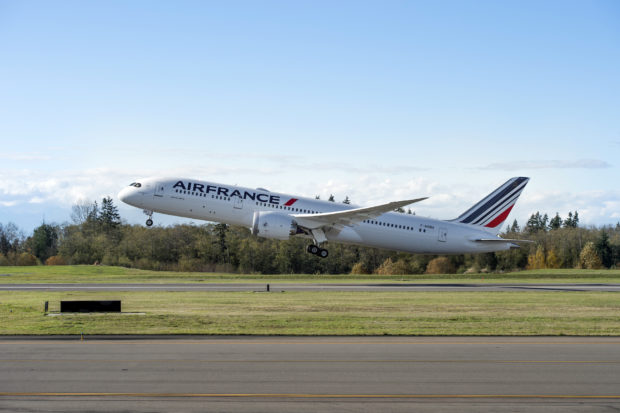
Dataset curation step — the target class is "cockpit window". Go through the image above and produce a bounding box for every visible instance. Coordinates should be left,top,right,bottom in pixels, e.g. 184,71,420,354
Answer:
129,182,142,188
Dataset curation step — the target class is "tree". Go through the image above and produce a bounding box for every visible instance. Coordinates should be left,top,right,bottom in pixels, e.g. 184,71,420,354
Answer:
342,196,351,205
100,197,121,230
213,223,229,263
395,207,405,213
594,231,613,268
0,223,22,255
564,211,579,228
29,223,59,263
579,242,602,269
549,213,562,230
509,219,520,233
526,245,546,269
315,195,320,200
525,212,547,233
71,200,98,224
328,194,335,202
546,248,561,269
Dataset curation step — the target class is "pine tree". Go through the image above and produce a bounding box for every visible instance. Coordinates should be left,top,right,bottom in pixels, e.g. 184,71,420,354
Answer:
563,211,579,228
526,212,546,233
100,197,121,229
509,219,520,233
328,194,335,202
549,213,562,230
342,196,351,204
87,201,100,223
594,231,613,268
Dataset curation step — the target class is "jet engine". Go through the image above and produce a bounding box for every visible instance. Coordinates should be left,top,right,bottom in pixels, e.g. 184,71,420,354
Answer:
251,211,300,240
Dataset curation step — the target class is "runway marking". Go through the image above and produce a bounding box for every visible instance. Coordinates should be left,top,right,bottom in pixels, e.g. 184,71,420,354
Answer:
2,392,620,399
2,359,619,364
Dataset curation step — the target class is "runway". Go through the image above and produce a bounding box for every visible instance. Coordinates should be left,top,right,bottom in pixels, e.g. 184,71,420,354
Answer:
1,336,620,412
2,282,620,292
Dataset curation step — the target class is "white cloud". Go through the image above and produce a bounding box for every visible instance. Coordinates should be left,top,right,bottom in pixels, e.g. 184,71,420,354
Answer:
1,164,619,230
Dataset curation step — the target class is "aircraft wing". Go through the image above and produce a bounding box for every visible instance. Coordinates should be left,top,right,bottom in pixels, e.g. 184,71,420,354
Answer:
292,198,428,229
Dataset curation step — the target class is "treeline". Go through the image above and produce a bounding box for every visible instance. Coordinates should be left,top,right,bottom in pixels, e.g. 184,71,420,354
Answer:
1,198,619,273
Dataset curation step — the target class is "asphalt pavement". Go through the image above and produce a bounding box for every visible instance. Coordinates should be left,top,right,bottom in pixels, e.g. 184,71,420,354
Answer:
1,336,620,412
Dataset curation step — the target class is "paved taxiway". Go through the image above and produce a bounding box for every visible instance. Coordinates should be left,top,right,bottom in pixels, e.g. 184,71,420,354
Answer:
1,336,620,412
2,282,620,292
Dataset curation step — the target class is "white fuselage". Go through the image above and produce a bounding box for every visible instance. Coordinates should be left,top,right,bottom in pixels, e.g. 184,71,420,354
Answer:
119,177,515,254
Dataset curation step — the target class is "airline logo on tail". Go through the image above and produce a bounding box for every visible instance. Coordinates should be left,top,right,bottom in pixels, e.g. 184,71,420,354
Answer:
453,177,529,230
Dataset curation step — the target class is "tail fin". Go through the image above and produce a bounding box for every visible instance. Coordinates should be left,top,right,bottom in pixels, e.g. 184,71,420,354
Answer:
452,177,529,235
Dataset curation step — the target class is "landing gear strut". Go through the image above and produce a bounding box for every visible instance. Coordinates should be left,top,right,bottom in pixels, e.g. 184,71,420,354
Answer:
143,209,154,227
307,244,329,258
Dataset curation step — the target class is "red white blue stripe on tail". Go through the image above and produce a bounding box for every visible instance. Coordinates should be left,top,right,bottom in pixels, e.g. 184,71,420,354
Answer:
452,177,529,233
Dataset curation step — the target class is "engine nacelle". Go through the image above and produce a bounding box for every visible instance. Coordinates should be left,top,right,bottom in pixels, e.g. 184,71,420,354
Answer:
251,211,299,240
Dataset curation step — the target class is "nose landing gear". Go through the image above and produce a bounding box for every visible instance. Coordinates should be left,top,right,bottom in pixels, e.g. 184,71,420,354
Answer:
143,209,154,227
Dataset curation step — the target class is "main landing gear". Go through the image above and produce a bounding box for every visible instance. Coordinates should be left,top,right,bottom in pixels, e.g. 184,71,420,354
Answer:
307,244,329,258
143,209,154,227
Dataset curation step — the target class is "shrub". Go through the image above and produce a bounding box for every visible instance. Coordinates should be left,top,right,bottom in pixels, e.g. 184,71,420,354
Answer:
425,257,456,274
374,258,394,275
0,254,9,266
16,252,38,266
350,262,370,275
45,255,67,265
374,258,411,275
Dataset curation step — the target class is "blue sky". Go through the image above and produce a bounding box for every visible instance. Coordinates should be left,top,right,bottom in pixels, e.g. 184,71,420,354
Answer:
1,0,619,233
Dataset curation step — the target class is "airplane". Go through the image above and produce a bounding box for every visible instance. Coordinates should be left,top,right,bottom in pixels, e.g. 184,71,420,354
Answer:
118,177,530,258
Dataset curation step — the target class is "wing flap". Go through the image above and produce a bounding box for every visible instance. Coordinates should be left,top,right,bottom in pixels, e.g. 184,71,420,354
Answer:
471,238,533,243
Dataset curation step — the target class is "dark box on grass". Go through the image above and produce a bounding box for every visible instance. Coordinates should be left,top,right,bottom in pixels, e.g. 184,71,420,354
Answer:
60,300,121,313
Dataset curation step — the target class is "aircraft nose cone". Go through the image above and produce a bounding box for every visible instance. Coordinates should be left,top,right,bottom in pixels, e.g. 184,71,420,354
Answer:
118,187,134,205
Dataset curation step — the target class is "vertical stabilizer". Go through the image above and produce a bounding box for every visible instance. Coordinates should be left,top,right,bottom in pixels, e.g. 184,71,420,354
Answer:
452,177,529,235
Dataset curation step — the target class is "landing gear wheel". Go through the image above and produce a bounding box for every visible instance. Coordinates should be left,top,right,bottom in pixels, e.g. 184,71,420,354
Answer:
146,219,153,227
307,244,328,258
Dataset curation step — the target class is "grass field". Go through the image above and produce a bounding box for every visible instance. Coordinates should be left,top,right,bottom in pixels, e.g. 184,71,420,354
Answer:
1,290,619,335
2,266,619,336
1,265,620,284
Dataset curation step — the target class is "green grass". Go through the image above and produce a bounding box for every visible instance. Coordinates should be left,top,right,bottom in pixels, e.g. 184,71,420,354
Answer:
1,290,619,335
1,265,620,284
